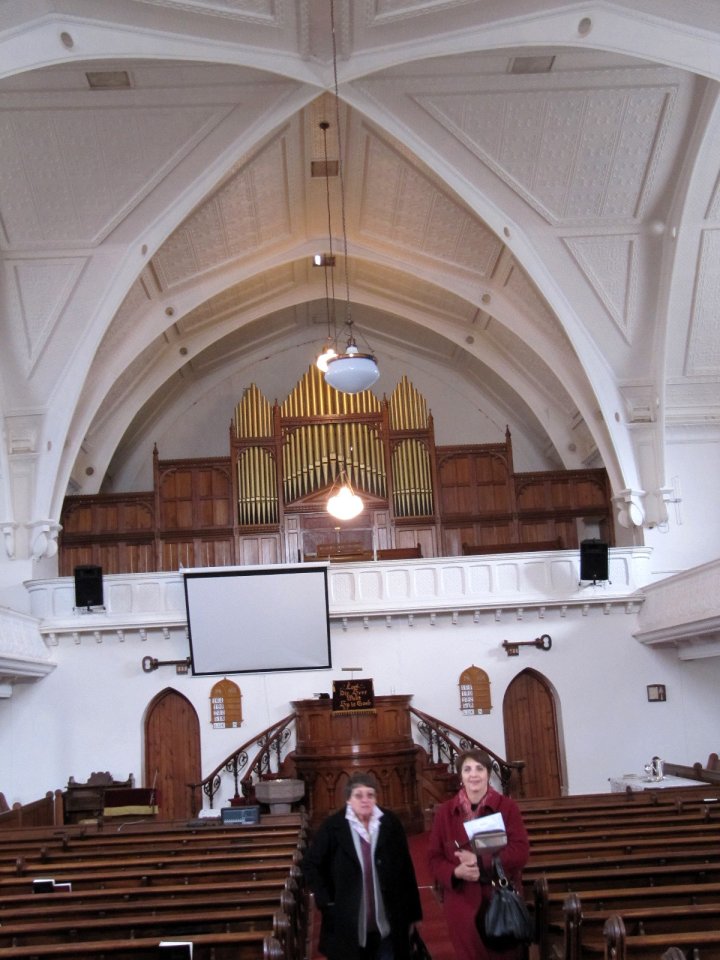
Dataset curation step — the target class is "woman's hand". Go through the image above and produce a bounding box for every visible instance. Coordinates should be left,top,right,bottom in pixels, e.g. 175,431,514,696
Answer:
453,849,480,882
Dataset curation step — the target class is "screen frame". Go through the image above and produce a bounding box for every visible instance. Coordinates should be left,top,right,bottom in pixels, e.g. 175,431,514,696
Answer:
183,563,332,676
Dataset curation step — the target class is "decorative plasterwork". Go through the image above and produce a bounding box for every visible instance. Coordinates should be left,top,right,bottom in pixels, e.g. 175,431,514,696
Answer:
11,257,87,372
358,131,503,276
414,78,675,225
151,128,295,290
25,549,649,643
686,229,720,377
0,607,56,692
564,235,638,342
634,558,720,660
132,0,279,24
0,105,227,248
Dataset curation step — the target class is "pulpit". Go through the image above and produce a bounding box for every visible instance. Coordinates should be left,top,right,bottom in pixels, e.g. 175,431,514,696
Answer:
290,694,424,832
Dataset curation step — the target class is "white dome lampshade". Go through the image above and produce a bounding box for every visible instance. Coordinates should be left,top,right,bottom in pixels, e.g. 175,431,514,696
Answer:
327,481,364,521
324,343,380,394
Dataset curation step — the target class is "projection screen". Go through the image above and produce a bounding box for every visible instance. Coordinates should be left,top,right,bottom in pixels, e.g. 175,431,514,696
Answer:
183,564,332,675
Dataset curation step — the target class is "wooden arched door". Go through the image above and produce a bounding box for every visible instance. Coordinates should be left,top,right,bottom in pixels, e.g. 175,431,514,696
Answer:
144,688,201,820
503,669,564,798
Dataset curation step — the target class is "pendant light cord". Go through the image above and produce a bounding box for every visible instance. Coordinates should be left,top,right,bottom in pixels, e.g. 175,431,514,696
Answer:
329,0,354,344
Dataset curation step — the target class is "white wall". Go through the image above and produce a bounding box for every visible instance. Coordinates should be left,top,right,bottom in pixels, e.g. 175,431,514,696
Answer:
644,425,720,576
2,605,718,808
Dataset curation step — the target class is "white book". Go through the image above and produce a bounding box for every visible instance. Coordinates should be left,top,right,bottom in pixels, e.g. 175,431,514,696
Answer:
464,811,507,852
158,942,193,958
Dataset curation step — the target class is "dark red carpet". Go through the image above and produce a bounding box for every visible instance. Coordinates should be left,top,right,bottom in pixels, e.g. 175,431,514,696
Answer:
309,830,455,960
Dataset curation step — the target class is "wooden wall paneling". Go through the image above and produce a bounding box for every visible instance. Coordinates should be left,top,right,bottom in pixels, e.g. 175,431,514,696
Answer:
196,465,232,527
125,540,156,574
160,468,194,529
160,539,196,571
238,533,281,566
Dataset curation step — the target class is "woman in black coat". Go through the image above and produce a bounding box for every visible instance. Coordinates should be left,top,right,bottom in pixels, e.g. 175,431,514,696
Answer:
302,772,423,960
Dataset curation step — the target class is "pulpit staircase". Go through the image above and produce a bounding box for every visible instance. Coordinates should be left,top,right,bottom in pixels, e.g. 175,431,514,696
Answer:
190,704,526,823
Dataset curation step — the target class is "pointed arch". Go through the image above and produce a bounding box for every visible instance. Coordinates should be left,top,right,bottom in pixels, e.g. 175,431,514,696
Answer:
503,669,565,798
144,687,201,819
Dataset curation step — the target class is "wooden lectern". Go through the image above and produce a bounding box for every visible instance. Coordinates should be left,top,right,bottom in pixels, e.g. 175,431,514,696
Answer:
291,694,424,833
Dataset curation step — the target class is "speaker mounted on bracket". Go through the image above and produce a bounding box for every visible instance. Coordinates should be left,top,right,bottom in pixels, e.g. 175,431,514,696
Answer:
579,539,609,586
74,564,104,611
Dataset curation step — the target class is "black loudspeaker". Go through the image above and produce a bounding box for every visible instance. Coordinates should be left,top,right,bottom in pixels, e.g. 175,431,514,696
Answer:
580,540,608,582
74,565,104,608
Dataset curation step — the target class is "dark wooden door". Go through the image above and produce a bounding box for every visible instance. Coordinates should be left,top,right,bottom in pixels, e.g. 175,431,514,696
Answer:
503,669,563,798
144,688,201,820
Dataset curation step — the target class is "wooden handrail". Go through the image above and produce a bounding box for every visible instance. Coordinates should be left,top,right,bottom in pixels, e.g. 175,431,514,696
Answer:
190,713,296,812
408,705,525,796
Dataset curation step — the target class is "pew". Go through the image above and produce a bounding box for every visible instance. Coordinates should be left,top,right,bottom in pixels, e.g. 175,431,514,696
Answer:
561,893,720,959
376,545,422,559
0,931,286,959
0,812,307,960
3,840,302,878
602,913,720,960
0,904,286,947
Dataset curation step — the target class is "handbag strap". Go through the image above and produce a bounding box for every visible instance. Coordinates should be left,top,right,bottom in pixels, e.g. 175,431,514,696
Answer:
492,855,510,889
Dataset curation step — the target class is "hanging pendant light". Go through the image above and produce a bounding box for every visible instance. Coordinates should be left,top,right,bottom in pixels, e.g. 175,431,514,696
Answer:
320,0,380,396
325,342,379,392
327,469,364,520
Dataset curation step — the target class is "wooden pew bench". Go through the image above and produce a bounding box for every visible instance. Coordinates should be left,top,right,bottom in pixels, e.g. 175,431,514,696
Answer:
560,894,720,959
0,931,286,960
4,841,302,878
0,904,287,948
602,913,720,960
528,828,719,861
0,857,299,897
0,883,295,923
0,822,306,863
534,876,720,960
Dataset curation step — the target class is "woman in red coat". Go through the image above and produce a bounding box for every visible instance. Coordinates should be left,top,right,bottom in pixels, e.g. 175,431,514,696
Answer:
428,749,530,960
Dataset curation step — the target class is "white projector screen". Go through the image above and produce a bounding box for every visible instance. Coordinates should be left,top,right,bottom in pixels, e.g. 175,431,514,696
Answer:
184,564,332,676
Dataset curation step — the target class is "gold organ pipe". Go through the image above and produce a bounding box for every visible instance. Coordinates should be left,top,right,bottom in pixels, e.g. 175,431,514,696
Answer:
300,427,309,497
283,431,297,500
400,442,411,516
369,432,377,496
292,428,300,499
319,423,328,487
402,442,412,516
343,422,351,484
393,446,403,516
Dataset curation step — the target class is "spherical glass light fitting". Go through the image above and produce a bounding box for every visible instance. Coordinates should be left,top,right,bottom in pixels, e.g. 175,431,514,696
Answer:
324,342,380,394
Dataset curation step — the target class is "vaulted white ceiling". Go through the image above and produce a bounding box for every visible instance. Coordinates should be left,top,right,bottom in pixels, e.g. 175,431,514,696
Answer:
1,0,719,550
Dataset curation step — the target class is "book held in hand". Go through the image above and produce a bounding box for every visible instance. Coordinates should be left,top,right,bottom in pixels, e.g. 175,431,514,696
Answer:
463,811,507,853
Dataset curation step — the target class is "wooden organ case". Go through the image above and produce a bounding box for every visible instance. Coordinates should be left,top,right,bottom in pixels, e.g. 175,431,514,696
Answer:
59,367,613,574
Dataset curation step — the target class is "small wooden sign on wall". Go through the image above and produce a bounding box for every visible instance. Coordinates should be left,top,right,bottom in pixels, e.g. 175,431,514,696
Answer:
210,678,243,729
332,678,375,715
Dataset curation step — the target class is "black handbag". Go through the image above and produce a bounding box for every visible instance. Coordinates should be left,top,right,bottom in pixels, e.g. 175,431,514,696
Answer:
479,856,534,948
409,926,432,960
